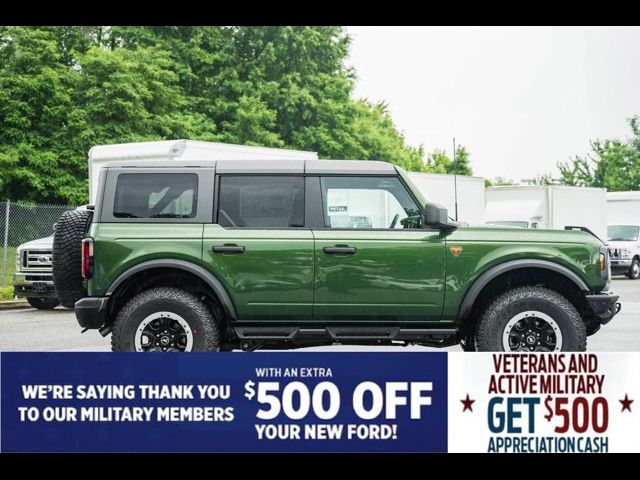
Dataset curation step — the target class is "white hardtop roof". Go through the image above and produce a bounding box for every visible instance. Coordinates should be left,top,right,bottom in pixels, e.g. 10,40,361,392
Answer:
102,159,397,175
89,139,318,161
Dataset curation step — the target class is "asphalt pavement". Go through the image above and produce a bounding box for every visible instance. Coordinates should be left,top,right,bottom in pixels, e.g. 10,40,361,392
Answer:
1,278,638,352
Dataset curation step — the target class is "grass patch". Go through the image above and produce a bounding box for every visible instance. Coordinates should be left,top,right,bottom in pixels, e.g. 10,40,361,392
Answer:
0,246,17,286
0,285,15,301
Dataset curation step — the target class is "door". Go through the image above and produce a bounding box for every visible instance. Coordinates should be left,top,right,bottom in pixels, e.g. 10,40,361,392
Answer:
203,175,314,321
313,175,446,322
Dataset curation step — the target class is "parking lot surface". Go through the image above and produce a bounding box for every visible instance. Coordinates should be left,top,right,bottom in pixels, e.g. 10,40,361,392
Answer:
1,279,638,352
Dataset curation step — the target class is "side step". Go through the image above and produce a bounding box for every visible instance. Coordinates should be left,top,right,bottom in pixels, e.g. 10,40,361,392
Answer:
234,326,457,342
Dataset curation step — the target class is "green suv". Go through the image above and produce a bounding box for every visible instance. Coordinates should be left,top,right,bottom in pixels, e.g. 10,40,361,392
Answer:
57,159,620,352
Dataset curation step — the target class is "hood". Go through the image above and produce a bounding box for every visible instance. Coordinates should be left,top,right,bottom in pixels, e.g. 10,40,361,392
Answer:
448,225,601,247
17,236,53,250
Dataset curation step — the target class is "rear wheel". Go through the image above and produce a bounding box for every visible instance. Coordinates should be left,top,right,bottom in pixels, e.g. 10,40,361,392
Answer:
627,258,640,279
111,287,220,352
27,297,59,310
475,286,586,352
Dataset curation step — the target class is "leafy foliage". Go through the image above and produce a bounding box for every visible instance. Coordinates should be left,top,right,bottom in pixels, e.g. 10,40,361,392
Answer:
426,146,472,175
543,116,640,191
0,26,471,204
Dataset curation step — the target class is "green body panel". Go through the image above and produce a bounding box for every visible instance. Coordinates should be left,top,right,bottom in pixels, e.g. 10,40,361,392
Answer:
89,218,604,325
202,225,314,321
441,227,605,321
312,229,445,322
88,223,204,295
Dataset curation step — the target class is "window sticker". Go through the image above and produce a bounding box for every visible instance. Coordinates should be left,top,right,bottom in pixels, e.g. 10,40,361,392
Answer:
327,190,349,216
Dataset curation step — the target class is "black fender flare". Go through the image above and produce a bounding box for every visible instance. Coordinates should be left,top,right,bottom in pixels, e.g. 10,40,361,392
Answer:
457,259,589,320
106,259,237,319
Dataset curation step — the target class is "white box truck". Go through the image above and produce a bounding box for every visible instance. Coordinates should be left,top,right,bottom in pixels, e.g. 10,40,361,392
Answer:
485,185,607,240
606,191,640,279
407,172,486,224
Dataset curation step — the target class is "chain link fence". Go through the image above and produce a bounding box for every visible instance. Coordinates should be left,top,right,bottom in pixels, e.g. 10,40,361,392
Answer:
1,201,76,287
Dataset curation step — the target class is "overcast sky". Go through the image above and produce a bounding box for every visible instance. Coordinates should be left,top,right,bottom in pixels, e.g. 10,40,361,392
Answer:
346,26,640,181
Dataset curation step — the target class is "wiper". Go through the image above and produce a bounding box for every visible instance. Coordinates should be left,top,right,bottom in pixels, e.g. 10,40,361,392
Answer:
113,212,140,218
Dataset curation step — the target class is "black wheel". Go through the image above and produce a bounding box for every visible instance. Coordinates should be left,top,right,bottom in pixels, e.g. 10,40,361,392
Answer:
27,297,59,310
111,287,220,352
627,258,640,279
475,286,586,352
52,209,93,308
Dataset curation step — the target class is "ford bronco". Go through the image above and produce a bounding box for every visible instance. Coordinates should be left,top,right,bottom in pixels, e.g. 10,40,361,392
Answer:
53,159,620,352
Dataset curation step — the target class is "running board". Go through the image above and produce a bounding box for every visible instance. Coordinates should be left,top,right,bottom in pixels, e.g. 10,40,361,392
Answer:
234,326,457,342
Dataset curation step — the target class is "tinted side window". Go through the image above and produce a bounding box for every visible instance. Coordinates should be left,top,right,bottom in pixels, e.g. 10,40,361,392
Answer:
217,176,305,228
320,176,422,229
113,173,197,219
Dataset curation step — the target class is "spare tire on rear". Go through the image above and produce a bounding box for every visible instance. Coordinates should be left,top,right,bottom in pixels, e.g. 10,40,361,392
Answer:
53,208,93,308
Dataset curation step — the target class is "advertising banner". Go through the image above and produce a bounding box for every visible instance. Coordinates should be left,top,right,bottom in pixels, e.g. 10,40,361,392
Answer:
0,352,448,452
449,353,640,453
0,352,638,453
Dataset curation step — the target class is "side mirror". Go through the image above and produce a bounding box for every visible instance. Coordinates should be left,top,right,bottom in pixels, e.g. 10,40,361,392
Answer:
423,203,457,230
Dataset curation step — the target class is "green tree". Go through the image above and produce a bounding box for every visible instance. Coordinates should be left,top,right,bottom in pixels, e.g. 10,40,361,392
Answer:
553,116,640,191
350,100,425,170
0,27,216,204
0,26,436,204
425,145,473,175
0,27,83,204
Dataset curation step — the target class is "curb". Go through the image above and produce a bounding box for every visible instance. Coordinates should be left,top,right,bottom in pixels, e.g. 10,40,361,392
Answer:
0,300,31,310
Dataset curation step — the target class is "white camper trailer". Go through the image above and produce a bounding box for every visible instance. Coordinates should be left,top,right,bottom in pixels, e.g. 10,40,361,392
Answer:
88,140,318,204
485,185,607,239
407,172,486,224
606,191,640,279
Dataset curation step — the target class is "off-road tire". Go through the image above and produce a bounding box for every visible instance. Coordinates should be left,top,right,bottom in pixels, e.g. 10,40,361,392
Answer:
626,258,640,279
27,297,59,310
111,287,220,352
475,286,586,352
52,209,93,308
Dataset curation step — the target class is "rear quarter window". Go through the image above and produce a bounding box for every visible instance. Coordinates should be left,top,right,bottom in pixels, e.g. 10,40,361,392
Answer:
113,173,198,219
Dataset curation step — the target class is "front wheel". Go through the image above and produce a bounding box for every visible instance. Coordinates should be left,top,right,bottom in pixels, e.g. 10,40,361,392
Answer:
475,286,586,352
111,287,220,352
27,297,59,310
627,258,640,279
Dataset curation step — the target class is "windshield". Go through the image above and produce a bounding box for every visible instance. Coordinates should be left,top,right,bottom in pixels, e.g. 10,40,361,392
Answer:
607,225,640,241
486,221,529,229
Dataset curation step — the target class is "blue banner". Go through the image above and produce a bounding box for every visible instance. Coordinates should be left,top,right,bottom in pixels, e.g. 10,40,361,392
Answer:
0,352,447,452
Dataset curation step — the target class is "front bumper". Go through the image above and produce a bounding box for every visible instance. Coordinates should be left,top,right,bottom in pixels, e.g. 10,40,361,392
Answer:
610,259,632,274
13,273,56,298
75,297,109,329
586,292,621,325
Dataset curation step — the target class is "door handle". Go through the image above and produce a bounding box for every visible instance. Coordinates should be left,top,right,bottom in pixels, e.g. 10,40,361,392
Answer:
212,245,245,254
323,246,357,255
